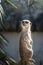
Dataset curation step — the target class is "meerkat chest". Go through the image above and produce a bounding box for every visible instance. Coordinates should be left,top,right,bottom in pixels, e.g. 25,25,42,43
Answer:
20,31,33,48
21,32,32,42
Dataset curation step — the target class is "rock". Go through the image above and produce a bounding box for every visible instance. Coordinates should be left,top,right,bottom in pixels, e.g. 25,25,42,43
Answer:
35,13,43,31
1,0,43,32
3,13,22,32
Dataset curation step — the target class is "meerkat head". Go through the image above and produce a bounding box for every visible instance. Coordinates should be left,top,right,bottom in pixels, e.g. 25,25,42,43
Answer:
20,20,32,31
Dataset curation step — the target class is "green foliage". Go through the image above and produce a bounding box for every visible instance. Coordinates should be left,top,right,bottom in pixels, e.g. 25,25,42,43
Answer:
0,50,17,65
0,2,17,62
0,33,9,48
6,57,17,65
0,32,17,65
0,5,5,17
0,3,17,62
4,0,17,9
0,0,17,30
0,33,17,65
0,50,7,60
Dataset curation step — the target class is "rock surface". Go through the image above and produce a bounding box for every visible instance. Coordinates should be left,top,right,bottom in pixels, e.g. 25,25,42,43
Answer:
1,0,43,32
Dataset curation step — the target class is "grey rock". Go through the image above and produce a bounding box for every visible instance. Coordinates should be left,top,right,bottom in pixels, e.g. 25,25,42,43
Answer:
3,13,22,32
34,13,43,31
1,0,43,32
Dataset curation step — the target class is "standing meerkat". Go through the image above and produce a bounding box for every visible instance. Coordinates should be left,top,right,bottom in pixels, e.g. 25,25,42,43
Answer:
19,20,33,63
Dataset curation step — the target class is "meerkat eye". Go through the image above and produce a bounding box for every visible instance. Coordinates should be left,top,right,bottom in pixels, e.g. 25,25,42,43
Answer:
30,22,32,25
25,21,29,24
22,21,24,23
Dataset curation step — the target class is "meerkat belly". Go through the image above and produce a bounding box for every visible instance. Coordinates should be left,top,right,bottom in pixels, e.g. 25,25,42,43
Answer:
19,34,33,60
20,34,32,49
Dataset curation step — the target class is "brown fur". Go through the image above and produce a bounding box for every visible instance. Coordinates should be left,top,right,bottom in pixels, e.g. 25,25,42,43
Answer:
19,20,33,62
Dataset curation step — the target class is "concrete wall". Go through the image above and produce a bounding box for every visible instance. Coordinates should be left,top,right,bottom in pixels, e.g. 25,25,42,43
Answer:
2,32,43,65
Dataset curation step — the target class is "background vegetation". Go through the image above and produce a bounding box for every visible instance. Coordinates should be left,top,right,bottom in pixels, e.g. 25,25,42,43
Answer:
0,0,17,65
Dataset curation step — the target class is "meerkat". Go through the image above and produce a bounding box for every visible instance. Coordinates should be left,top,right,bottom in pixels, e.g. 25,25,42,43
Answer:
19,20,33,63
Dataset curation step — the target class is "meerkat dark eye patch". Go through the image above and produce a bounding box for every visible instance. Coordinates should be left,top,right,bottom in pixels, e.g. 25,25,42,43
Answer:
22,21,24,23
22,21,25,25
30,22,32,26
25,21,29,24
